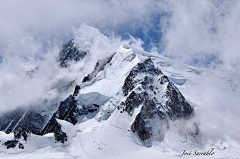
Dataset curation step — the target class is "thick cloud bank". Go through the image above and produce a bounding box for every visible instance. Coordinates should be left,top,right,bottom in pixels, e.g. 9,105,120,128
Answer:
0,23,143,113
160,0,240,73
0,0,239,72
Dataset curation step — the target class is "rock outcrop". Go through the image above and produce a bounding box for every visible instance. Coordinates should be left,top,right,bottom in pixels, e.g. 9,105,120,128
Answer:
3,140,20,149
40,85,100,139
2,127,30,149
120,58,194,145
13,127,31,141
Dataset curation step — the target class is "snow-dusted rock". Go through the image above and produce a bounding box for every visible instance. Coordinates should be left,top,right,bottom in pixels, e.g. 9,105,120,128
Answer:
119,58,194,145
59,39,88,68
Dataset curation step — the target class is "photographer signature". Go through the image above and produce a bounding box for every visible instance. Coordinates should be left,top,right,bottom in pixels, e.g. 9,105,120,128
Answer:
179,148,215,156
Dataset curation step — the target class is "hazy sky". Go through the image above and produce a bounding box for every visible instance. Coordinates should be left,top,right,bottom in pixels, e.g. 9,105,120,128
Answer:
0,0,239,72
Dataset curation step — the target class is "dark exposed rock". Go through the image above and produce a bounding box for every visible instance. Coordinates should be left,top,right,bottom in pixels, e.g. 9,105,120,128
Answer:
131,99,157,141
39,117,68,143
54,95,78,125
0,93,75,138
0,108,26,134
73,85,81,97
0,41,113,139
40,85,100,136
122,58,162,96
13,127,31,141
159,75,169,84
121,91,146,113
18,142,24,149
41,95,78,135
82,75,90,83
0,50,80,135
3,140,19,149
53,122,67,143
3,139,24,149
82,53,115,83
41,97,100,135
0,98,59,135
19,110,48,135
59,39,87,68
120,58,194,145
164,82,193,120
92,104,99,108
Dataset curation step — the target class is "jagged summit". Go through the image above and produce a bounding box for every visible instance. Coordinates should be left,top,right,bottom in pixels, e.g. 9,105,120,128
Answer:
122,58,162,97
59,39,88,67
119,58,194,145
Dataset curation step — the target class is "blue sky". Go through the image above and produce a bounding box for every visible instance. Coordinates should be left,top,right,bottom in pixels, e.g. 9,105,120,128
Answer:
0,0,239,73
111,14,163,52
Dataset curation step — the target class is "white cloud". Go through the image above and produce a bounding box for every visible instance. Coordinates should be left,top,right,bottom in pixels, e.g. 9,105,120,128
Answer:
0,0,239,145
1,0,239,74
0,0,161,58
159,0,240,73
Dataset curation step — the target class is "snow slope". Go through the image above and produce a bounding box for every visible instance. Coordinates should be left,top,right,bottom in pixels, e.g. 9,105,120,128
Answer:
0,40,240,158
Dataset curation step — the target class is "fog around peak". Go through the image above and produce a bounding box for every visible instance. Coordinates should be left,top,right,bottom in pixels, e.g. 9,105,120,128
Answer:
0,0,240,145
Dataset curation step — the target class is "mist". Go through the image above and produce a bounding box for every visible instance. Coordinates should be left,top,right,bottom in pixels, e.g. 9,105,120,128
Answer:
0,0,240,146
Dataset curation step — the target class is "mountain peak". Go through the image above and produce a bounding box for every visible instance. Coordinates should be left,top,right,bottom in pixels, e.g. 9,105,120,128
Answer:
119,57,194,145
59,39,88,67
122,58,162,97
0,39,196,150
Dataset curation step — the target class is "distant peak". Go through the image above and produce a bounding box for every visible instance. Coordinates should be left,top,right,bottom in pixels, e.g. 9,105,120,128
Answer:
59,39,88,68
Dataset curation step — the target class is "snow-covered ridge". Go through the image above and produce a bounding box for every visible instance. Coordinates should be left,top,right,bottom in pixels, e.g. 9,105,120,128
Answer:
0,39,195,140
0,38,239,158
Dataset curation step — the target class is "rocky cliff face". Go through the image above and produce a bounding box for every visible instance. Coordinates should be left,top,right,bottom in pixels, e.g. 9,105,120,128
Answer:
0,39,89,136
0,84,101,142
0,102,58,135
120,58,194,145
40,85,100,135
13,127,31,141
0,108,26,134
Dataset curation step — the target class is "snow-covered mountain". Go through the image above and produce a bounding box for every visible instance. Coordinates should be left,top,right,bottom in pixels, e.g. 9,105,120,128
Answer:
0,38,239,159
